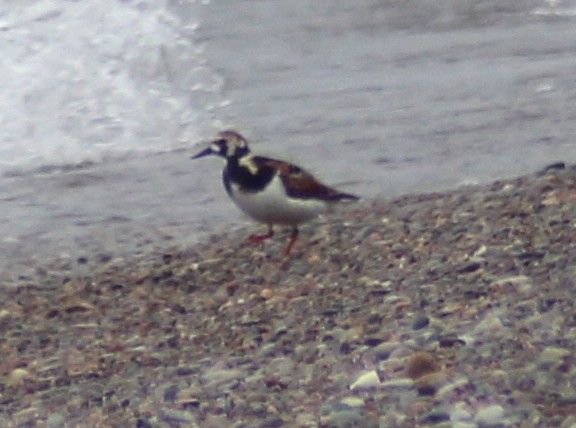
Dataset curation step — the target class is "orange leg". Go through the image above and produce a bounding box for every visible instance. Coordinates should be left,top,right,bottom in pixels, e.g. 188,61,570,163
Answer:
248,225,274,245
284,227,299,256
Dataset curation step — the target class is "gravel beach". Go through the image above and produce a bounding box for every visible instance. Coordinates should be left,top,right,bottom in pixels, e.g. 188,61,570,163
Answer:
1,164,576,428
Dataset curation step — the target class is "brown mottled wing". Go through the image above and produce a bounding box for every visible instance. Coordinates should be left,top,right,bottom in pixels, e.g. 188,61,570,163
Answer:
258,157,359,201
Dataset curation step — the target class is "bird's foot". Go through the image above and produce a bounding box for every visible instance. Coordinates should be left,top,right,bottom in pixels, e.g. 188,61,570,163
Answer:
283,228,299,256
248,227,274,245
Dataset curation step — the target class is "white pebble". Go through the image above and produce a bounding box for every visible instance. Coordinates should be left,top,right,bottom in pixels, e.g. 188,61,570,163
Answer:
340,397,365,408
350,370,380,390
475,404,505,424
380,378,414,390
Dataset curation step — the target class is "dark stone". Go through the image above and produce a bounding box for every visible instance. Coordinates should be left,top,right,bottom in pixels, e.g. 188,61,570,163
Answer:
322,307,344,316
174,367,194,376
163,385,179,402
98,253,112,264
438,334,466,348
420,410,450,424
458,261,481,274
171,304,186,314
412,315,430,330
363,337,383,347
136,419,153,428
339,341,353,354
167,336,180,349
417,383,437,396
374,349,390,361
366,313,383,324
463,286,489,299
541,162,565,173
516,251,545,261
258,416,285,427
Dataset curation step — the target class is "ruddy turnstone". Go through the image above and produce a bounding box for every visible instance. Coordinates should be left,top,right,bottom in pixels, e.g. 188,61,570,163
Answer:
192,130,359,255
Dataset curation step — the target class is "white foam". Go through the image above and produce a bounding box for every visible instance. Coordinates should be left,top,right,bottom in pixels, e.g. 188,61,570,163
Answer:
0,0,224,174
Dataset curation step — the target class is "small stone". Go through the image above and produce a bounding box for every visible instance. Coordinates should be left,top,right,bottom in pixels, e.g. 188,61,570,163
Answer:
7,368,31,386
371,341,402,361
451,423,477,428
436,377,471,401
321,410,364,428
415,372,447,396
420,409,450,424
202,368,243,392
541,161,565,173
340,397,365,408
473,312,504,335
294,413,316,427
202,413,229,427
258,417,285,428
438,334,466,347
450,402,473,422
490,275,533,294
539,346,571,364
363,337,383,347
458,261,481,273
260,288,274,299
164,384,179,402
380,378,414,390
412,315,430,330
474,404,505,424
160,408,196,424
136,419,153,428
46,412,67,428
350,370,380,391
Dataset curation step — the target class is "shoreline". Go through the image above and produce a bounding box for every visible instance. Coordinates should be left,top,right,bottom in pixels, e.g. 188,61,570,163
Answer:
1,164,576,427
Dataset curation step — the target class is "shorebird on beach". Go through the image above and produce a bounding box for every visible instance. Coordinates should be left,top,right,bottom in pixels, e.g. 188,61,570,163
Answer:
192,130,359,255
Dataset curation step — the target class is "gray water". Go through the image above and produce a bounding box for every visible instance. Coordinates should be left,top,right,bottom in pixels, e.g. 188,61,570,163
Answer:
2,0,576,273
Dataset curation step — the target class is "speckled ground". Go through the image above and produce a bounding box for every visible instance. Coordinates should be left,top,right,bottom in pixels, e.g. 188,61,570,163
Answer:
1,164,576,428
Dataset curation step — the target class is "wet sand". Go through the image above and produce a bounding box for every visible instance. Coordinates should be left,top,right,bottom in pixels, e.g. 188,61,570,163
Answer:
1,164,575,427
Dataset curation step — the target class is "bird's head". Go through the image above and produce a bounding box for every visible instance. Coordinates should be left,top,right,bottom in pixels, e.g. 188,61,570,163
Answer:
192,130,250,160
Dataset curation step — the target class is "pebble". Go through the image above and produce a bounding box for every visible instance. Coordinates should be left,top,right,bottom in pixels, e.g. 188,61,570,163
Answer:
46,412,66,428
340,397,365,408
160,408,196,424
2,166,576,427
257,416,285,427
136,419,154,428
163,384,179,402
474,404,506,425
436,377,472,400
451,423,477,428
379,378,414,390
295,412,317,427
420,408,450,424
449,402,473,422
349,370,380,391
538,346,571,364
412,314,430,330
7,368,32,386
321,410,365,428
201,368,244,393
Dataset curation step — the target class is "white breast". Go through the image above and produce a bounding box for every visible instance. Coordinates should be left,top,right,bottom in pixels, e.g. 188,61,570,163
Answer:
227,174,327,226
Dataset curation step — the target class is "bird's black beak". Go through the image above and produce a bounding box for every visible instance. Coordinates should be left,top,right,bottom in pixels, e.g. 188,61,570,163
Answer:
191,146,213,159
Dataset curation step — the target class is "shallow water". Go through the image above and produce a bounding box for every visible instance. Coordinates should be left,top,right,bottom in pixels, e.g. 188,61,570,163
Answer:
2,0,576,273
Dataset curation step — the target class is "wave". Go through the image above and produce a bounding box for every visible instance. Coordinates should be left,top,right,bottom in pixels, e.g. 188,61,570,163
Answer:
0,0,224,175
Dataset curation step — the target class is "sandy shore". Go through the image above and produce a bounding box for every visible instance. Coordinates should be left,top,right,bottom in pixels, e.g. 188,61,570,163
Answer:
1,164,576,427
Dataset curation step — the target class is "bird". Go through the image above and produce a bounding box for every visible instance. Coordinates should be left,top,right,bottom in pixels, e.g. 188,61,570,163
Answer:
191,130,359,255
